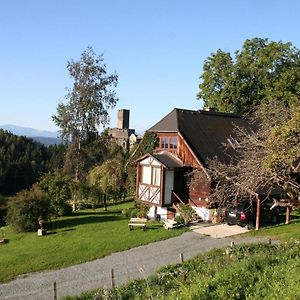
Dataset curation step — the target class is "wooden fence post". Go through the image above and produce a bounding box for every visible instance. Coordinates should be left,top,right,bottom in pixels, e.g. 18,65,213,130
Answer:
179,253,184,264
255,197,260,230
111,268,115,288
286,206,291,224
53,281,57,300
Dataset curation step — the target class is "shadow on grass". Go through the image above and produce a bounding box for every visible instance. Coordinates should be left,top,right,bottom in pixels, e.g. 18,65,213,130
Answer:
73,209,128,217
147,225,163,230
291,214,300,222
50,215,123,230
72,211,108,216
46,231,57,235
62,228,75,232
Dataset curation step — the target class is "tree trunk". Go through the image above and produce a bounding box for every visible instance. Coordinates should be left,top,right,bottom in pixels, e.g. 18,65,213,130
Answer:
73,140,81,212
255,197,260,230
285,206,291,224
103,194,107,211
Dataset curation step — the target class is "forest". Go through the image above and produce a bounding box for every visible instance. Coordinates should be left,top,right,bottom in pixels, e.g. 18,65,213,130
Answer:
0,129,64,195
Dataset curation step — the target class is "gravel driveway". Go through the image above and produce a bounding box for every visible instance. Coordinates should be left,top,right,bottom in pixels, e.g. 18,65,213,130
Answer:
0,232,270,300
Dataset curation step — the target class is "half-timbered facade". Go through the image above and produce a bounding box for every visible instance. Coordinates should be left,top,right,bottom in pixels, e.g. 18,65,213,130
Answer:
136,108,250,221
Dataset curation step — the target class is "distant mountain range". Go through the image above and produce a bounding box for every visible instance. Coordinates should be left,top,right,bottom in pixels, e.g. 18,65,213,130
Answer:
0,125,61,146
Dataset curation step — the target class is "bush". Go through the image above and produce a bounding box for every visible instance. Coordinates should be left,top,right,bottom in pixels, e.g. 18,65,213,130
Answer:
39,170,72,216
122,207,138,218
135,203,149,218
121,203,149,219
6,186,51,232
174,215,185,225
178,204,194,225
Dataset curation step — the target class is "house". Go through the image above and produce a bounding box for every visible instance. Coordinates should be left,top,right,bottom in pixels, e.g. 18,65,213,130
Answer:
135,108,250,221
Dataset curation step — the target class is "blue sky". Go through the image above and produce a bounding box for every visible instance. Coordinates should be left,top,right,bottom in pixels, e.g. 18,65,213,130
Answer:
0,0,299,132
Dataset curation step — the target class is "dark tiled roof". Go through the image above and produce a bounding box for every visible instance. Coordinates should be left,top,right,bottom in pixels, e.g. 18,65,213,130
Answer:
149,108,251,165
152,152,183,168
148,109,178,132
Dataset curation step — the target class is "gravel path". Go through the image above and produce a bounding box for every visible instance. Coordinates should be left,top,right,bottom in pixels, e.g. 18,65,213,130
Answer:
0,232,271,300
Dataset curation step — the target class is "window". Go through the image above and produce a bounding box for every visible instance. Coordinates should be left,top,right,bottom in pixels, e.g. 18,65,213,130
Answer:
141,165,151,184
169,137,178,149
173,137,177,149
159,136,177,150
165,137,169,148
169,137,174,149
140,165,161,186
152,167,161,186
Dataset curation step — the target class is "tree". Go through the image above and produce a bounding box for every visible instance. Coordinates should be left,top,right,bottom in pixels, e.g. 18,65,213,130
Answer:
53,47,118,210
87,157,125,210
197,38,300,114
0,129,54,195
202,100,300,228
39,170,72,216
53,47,118,181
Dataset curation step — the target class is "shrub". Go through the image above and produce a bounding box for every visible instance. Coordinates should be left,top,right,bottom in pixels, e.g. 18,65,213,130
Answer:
122,207,137,218
178,204,194,225
6,186,51,232
174,215,185,225
39,170,72,216
135,203,149,218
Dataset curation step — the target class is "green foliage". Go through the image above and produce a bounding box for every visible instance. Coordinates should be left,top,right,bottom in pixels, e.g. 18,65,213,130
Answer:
122,207,137,218
53,47,118,143
125,132,158,195
178,203,195,225
53,47,118,181
39,170,72,216
67,241,300,300
174,215,185,225
132,132,158,160
265,104,300,170
135,202,150,218
0,194,8,226
6,186,51,232
198,38,300,114
87,157,125,200
0,129,58,194
122,203,149,218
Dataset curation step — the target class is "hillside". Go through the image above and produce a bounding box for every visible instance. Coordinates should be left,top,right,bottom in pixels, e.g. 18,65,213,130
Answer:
0,124,58,138
0,125,60,145
0,129,63,194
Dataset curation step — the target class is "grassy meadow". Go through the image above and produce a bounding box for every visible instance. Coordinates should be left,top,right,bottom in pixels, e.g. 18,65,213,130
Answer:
248,210,300,241
0,201,186,283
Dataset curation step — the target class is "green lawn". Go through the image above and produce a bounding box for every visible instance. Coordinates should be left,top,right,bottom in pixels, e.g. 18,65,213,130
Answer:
247,210,300,241
0,201,186,283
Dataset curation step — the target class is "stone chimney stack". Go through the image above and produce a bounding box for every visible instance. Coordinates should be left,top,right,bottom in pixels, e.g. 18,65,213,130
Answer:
117,109,130,129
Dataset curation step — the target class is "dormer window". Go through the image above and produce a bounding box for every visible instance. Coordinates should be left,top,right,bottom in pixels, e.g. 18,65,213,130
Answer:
159,136,177,151
169,137,177,149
